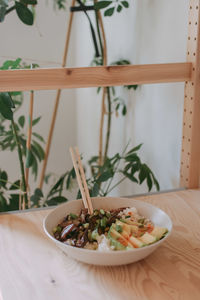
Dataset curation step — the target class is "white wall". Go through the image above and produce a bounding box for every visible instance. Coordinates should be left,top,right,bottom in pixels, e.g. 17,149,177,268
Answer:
0,1,77,195
0,0,189,199
74,0,189,195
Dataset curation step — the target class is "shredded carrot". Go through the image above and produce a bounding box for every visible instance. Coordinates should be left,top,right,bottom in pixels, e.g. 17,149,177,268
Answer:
118,238,128,247
147,224,154,233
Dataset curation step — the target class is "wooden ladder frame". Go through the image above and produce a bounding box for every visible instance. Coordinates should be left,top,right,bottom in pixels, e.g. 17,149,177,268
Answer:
0,0,199,189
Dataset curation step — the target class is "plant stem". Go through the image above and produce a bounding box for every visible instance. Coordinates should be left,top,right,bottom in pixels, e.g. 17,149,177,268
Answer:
11,120,28,208
103,145,130,195
5,5,16,15
95,5,108,166
105,176,126,195
76,0,100,57
103,87,112,160
104,162,121,195
94,4,103,58
98,88,106,166
0,179,20,189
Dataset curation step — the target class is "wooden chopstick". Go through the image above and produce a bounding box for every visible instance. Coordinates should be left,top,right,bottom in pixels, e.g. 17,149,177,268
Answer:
74,147,93,214
69,147,93,214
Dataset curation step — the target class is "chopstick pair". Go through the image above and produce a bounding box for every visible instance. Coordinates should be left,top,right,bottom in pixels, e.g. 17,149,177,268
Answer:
69,147,93,214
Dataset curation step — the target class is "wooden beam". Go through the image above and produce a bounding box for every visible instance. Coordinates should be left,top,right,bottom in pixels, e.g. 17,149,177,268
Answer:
180,0,200,188
0,63,192,92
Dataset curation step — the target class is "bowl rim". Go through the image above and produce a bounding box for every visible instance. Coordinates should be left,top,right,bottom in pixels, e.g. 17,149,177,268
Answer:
43,197,173,255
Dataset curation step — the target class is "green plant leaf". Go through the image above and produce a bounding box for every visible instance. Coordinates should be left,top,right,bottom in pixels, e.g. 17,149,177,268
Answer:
124,84,138,90
91,182,99,197
9,180,20,190
20,0,37,4
0,58,22,70
0,0,8,22
131,163,140,175
121,1,129,8
8,194,20,211
88,156,99,165
126,144,143,155
1,92,15,108
15,2,34,25
54,0,66,10
122,171,138,183
97,87,101,94
117,4,122,12
47,173,68,198
25,148,34,168
18,115,25,128
146,173,152,191
151,171,160,191
51,176,65,192
32,116,41,126
47,196,67,206
44,173,52,184
10,58,22,69
0,193,8,212
0,93,14,120
115,103,120,111
123,162,132,173
125,153,140,162
94,1,112,10
31,144,43,162
32,140,45,160
11,91,21,96
139,164,147,185
66,168,75,189
111,86,115,96
32,132,45,143
111,59,130,65
35,188,43,198
31,188,43,207
97,171,113,183
31,156,38,180
104,7,114,16
0,170,8,188
122,105,127,115
76,189,81,200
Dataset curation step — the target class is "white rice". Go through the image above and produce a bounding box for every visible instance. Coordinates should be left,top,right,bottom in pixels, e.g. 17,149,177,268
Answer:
97,234,114,251
118,207,138,217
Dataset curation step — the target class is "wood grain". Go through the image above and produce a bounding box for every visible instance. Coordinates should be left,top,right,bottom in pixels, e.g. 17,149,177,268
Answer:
180,0,200,188
0,189,200,300
0,63,192,92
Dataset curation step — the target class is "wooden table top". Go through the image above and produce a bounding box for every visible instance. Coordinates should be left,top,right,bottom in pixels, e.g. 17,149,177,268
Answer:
0,189,200,300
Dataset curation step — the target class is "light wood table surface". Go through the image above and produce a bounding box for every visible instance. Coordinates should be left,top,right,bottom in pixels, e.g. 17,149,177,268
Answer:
0,189,200,300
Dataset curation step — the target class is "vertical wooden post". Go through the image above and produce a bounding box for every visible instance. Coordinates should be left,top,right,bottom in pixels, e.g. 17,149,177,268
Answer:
180,0,200,188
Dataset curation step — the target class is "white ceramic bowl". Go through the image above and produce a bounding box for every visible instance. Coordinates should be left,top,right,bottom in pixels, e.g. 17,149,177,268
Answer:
43,197,172,266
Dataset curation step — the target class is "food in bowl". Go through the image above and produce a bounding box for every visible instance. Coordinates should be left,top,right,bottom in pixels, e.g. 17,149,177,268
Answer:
53,206,168,251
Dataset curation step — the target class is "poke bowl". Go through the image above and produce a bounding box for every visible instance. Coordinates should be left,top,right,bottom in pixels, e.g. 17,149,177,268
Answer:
43,197,172,266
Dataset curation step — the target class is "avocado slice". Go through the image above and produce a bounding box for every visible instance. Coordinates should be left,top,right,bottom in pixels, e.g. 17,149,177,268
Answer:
107,234,127,250
108,226,133,249
116,220,131,235
91,228,100,241
130,225,138,235
139,232,156,244
150,227,168,240
129,236,145,248
116,220,139,237
121,218,138,226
